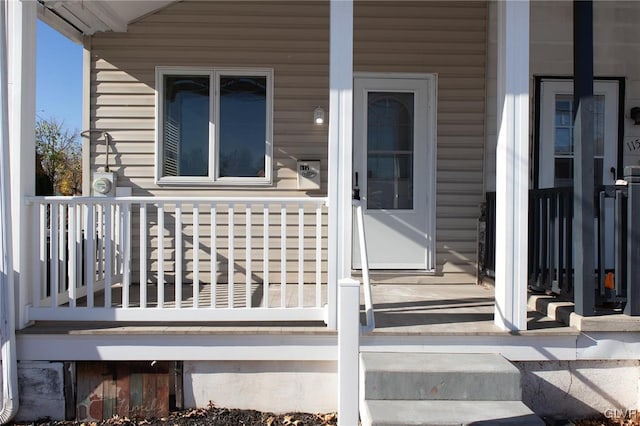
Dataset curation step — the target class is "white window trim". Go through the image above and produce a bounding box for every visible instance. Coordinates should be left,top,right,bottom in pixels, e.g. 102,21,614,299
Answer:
155,66,274,186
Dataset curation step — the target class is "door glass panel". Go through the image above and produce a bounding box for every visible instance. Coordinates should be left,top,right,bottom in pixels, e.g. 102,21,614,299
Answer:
366,92,414,209
553,94,605,187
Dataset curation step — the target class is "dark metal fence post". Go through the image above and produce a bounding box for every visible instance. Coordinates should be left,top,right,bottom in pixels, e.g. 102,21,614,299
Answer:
573,0,596,316
624,166,640,315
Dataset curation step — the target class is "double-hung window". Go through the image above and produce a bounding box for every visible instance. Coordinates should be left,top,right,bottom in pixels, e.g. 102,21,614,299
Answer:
156,67,273,185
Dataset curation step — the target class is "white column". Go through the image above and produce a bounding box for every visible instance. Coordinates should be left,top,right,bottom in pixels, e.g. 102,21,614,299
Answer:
327,0,353,330
338,278,359,426
494,0,529,331
81,36,91,195
7,0,37,329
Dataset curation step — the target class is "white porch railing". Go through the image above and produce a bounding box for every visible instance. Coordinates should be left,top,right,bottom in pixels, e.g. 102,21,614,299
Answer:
26,196,329,322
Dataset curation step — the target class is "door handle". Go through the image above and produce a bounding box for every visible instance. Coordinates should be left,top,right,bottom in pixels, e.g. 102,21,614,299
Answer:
610,166,616,181
353,172,360,200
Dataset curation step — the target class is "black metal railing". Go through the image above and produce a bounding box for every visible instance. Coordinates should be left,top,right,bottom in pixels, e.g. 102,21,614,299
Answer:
527,187,574,296
481,182,633,313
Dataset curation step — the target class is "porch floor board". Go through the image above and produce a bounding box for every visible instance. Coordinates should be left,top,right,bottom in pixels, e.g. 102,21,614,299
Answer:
23,284,574,336
365,283,574,336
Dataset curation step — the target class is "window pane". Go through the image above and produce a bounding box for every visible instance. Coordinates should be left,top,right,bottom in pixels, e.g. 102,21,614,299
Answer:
552,94,606,187
554,128,572,154
163,75,210,177
554,158,573,188
555,99,572,126
554,95,573,156
219,76,267,178
367,92,414,152
366,92,414,210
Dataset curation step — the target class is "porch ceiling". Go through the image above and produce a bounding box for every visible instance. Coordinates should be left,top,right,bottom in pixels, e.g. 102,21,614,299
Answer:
37,0,177,42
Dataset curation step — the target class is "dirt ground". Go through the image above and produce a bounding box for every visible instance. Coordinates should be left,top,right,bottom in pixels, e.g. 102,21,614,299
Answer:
23,404,337,426
19,406,640,426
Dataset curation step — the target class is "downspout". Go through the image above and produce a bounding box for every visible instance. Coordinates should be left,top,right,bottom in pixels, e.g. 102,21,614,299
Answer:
0,0,19,422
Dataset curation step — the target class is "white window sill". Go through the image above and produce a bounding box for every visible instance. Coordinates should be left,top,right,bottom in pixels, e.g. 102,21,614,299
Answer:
155,177,273,187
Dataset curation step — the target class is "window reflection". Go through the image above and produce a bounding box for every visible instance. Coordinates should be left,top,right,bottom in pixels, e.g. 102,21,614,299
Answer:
219,76,267,178
163,76,210,177
367,92,414,209
553,94,605,187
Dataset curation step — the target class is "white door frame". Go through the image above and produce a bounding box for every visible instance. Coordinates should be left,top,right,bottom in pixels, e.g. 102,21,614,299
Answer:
353,72,437,270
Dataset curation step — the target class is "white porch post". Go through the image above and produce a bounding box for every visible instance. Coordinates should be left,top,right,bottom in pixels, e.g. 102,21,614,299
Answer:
494,0,529,331
7,0,37,329
327,0,353,329
328,0,357,424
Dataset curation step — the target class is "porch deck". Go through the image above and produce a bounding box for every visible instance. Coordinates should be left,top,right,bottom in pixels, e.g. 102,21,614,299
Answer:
21,284,573,336
24,281,640,365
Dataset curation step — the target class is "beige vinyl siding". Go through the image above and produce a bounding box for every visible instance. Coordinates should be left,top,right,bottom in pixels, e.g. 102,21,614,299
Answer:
90,1,330,288
485,1,640,191
354,1,487,281
89,1,487,284
90,1,329,196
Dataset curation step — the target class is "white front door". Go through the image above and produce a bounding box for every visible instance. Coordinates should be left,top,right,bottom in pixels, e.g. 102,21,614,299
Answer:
538,79,620,269
539,79,619,189
353,74,436,270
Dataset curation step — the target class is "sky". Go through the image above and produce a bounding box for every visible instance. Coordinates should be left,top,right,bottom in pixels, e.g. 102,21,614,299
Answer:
36,20,83,134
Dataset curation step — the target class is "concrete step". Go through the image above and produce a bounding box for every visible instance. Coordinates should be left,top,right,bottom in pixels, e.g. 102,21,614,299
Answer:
361,400,545,426
360,352,522,401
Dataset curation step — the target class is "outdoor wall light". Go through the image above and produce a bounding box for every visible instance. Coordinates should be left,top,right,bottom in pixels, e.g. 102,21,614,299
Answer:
313,106,325,125
631,107,640,125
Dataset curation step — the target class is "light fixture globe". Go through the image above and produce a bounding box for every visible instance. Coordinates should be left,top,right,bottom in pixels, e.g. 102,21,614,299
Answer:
313,106,325,125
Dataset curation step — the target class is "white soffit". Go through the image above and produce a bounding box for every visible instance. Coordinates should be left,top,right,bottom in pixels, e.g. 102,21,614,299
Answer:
36,0,177,43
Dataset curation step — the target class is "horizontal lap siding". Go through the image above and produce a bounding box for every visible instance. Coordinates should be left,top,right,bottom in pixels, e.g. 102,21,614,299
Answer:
90,2,329,286
127,205,328,283
486,1,640,191
354,1,487,281
90,1,329,196
90,1,487,283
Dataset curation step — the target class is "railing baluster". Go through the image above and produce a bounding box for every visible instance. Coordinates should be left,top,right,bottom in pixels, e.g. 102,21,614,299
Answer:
157,204,165,308
85,203,95,308
193,203,200,308
59,203,66,296
246,205,252,308
75,204,82,296
211,204,217,308
96,204,104,281
316,204,322,307
298,204,304,307
228,203,235,308
34,203,45,308
68,203,76,307
113,205,118,284
50,203,59,308
104,202,113,308
140,203,147,308
26,196,329,321
175,202,183,308
122,203,131,309
114,203,121,276
263,204,269,308
281,204,286,308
